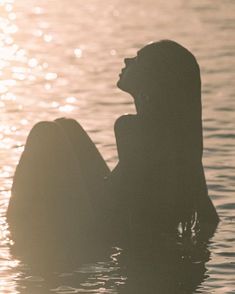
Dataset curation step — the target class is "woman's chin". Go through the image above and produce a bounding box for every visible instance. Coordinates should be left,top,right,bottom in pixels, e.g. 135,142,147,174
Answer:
116,78,122,89
117,76,136,97
117,78,128,92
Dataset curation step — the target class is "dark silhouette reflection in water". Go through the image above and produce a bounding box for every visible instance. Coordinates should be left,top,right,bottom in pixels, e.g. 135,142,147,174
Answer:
7,40,219,293
121,228,215,294
12,234,213,294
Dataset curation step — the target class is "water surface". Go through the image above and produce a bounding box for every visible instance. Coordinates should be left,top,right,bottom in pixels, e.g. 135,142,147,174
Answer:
0,0,234,293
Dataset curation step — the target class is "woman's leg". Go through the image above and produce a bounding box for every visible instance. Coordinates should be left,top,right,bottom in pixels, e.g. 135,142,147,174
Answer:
55,118,115,245
55,118,110,209
7,120,98,245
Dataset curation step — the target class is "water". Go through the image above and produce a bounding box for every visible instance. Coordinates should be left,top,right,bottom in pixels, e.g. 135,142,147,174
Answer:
0,0,234,292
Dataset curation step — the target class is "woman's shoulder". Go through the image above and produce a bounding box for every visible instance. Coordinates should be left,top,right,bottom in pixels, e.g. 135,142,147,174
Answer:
115,114,138,125
114,114,140,132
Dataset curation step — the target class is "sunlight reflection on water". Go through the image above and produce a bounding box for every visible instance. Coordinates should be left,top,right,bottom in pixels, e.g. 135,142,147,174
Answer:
0,0,234,293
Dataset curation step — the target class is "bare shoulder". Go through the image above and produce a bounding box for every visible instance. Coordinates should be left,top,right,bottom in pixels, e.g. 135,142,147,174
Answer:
114,114,139,132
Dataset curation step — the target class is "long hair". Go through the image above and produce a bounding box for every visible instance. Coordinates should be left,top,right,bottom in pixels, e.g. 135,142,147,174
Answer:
137,40,205,233
138,40,203,159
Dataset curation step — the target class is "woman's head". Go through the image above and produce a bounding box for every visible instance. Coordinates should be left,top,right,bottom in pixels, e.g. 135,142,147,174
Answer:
118,40,203,157
118,40,201,118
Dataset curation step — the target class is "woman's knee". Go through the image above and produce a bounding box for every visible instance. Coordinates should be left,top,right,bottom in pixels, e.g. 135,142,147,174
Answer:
27,120,61,141
12,120,77,195
54,117,86,135
25,121,69,152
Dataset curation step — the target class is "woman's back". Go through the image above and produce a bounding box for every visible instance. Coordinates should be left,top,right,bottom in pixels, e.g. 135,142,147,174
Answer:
112,113,218,239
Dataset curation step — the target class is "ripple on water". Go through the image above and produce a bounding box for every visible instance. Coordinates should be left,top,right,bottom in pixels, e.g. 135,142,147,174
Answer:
0,0,234,293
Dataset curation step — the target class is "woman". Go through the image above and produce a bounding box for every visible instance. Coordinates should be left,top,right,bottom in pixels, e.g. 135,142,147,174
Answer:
7,40,219,250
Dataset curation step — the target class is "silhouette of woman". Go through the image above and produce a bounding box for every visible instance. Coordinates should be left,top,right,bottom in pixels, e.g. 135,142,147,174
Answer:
7,40,219,252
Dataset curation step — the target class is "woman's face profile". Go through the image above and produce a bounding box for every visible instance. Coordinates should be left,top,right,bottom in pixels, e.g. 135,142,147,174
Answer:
117,43,157,97
117,54,141,96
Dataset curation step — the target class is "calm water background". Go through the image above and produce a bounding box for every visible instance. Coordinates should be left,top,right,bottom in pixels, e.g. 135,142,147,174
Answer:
0,0,234,293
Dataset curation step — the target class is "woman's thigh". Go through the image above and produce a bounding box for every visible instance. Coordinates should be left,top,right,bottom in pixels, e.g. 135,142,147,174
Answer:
8,120,96,235
55,118,110,206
